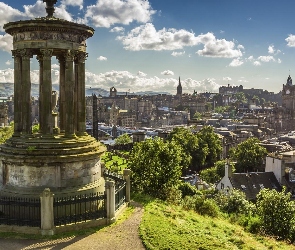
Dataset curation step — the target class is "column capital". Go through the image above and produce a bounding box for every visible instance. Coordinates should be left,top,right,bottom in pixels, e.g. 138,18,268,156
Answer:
65,50,77,61
40,49,53,59
19,49,33,59
75,52,88,63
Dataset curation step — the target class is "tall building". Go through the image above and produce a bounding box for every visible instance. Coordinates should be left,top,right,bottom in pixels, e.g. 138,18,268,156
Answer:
177,77,182,96
282,75,295,130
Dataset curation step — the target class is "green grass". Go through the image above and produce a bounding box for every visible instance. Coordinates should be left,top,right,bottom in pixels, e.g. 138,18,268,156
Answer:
101,151,129,173
137,194,295,250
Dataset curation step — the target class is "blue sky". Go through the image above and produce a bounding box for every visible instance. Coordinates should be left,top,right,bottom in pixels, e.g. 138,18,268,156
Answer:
0,0,294,94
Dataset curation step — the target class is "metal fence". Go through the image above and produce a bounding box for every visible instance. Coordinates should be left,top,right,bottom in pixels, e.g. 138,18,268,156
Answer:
104,170,126,211
0,196,41,227
53,192,106,226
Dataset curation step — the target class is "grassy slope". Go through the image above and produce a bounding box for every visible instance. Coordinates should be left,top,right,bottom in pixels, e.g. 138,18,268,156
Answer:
138,197,294,250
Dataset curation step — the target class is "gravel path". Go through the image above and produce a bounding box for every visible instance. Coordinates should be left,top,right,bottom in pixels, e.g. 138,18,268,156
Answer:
0,201,145,250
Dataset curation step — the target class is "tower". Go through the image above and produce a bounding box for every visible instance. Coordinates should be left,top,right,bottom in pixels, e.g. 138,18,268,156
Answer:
282,74,295,131
177,77,182,96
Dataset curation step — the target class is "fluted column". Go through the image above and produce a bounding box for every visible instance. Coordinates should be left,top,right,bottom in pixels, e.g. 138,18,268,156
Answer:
57,55,66,132
75,52,88,135
37,55,43,133
12,50,22,136
19,49,33,135
39,49,53,135
64,50,76,137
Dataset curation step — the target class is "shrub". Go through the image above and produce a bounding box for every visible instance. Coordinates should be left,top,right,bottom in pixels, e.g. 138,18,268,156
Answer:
178,182,199,198
196,198,219,217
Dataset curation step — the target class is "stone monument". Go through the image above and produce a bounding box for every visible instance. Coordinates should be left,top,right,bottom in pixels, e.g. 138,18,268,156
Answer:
0,0,106,196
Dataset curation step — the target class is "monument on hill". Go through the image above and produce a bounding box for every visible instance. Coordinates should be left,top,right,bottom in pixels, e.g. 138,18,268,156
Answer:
0,0,106,196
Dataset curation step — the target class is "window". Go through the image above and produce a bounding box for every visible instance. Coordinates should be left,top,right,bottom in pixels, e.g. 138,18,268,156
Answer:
221,183,224,189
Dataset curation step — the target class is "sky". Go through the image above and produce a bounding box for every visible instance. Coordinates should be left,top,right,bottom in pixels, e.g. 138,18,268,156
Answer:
0,0,295,95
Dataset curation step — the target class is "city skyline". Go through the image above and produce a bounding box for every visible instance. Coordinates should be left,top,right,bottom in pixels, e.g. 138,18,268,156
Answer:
0,0,294,94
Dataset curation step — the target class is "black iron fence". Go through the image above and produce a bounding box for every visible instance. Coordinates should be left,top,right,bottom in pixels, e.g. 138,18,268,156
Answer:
53,192,106,226
104,170,126,211
0,196,41,227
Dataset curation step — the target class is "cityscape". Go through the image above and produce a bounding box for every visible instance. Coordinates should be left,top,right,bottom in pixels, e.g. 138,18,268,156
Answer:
1,0,295,249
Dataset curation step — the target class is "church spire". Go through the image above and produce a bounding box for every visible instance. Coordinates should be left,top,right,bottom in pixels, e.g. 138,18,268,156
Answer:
177,76,182,95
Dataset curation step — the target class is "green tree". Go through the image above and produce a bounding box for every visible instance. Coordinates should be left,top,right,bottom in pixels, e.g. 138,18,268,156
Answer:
115,133,132,145
230,137,267,172
193,112,202,120
0,123,13,144
197,126,222,169
32,124,39,134
234,92,247,110
166,127,206,172
256,188,295,240
128,137,183,199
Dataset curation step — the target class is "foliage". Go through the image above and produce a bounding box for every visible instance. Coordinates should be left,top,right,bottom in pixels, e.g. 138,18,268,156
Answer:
114,133,132,145
193,112,202,120
230,137,267,172
256,188,295,240
166,127,202,171
138,194,293,250
215,189,252,214
32,124,39,134
199,167,220,184
196,126,222,169
101,151,129,173
178,182,199,198
0,123,13,144
128,137,183,199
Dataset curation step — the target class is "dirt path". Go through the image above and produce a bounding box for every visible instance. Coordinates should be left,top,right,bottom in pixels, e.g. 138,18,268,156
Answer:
0,201,145,250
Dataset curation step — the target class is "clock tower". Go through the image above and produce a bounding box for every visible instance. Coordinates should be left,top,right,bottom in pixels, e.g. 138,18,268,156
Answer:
282,75,295,131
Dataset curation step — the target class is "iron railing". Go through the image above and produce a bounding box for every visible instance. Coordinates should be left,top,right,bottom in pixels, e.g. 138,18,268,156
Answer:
54,192,106,226
0,196,41,227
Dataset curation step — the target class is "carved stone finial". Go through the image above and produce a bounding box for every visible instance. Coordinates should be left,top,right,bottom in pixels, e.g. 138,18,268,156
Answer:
43,0,57,18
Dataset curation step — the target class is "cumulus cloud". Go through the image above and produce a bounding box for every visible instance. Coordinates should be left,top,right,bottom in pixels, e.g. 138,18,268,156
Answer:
286,34,295,47
229,58,243,67
110,27,125,33
118,23,243,58
171,51,185,57
137,71,147,77
253,61,261,66
223,77,232,81
97,56,108,61
5,60,12,65
0,34,13,52
0,2,26,31
268,45,274,54
161,70,174,76
85,0,155,28
0,68,14,83
278,58,282,63
61,0,83,10
257,55,275,62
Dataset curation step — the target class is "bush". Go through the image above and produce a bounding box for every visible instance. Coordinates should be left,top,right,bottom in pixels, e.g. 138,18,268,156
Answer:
178,182,199,198
162,185,182,205
196,198,219,217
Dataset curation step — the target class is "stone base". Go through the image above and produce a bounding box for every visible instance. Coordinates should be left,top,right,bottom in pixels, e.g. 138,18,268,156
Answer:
0,134,106,193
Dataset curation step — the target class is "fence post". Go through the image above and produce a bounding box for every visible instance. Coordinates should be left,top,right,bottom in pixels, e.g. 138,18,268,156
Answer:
105,181,115,223
123,169,131,203
40,188,55,235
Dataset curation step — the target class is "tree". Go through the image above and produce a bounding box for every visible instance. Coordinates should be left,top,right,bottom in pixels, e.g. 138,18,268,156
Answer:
234,92,247,111
0,123,13,144
193,112,202,120
115,133,132,145
256,188,295,240
166,127,206,172
128,137,183,198
196,126,222,169
230,137,267,172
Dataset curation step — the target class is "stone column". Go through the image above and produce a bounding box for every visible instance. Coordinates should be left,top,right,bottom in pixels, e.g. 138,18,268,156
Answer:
75,52,88,135
123,169,131,203
57,55,66,132
40,188,55,235
12,50,22,136
37,55,43,133
64,50,76,137
19,49,33,135
39,49,53,135
105,181,115,223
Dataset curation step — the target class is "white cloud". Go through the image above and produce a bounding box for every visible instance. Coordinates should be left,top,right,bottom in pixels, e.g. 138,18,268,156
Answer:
229,58,243,67
52,64,59,69
258,55,275,62
223,77,232,81
268,45,274,54
161,70,174,76
118,23,243,58
0,34,13,52
0,68,14,83
97,56,108,61
278,58,282,63
85,0,156,28
247,56,254,61
5,60,12,65
286,34,295,47
110,27,125,33
61,0,83,10
171,51,185,57
137,71,147,77
237,44,244,50
220,30,225,34
0,2,26,31
253,61,261,66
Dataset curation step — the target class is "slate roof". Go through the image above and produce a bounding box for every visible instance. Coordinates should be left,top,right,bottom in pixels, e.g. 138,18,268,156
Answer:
229,172,282,200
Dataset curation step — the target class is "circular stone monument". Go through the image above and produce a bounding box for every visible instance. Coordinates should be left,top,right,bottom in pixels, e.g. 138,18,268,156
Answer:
0,0,106,196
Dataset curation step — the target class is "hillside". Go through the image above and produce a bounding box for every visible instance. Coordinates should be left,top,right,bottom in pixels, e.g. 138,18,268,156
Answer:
136,195,294,250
